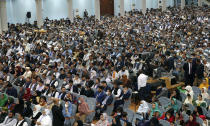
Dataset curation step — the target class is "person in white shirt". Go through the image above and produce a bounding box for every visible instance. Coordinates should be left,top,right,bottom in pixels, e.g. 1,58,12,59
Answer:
137,100,149,115
22,67,32,79
36,81,45,92
118,67,129,79
73,74,81,85
36,109,52,126
16,113,28,126
0,112,17,126
137,71,148,91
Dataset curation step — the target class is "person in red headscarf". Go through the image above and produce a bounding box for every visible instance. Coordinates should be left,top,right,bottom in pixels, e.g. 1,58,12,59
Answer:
186,114,199,126
22,88,31,101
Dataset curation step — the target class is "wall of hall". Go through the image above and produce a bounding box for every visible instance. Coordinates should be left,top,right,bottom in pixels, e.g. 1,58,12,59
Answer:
6,0,174,24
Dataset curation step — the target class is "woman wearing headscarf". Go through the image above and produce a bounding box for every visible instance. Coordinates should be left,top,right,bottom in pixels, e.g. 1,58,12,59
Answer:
186,114,199,126
22,88,31,101
77,97,94,123
159,108,175,123
3,97,15,111
12,98,24,114
168,98,178,113
137,100,149,119
184,94,193,105
195,106,206,121
31,90,41,105
95,113,110,126
0,94,8,107
149,102,162,118
195,95,207,108
201,87,209,99
185,86,194,99
23,101,33,117
31,105,42,126
199,78,209,89
62,101,72,126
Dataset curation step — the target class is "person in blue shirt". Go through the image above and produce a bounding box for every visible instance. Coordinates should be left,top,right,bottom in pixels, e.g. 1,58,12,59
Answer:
62,100,73,126
95,86,107,105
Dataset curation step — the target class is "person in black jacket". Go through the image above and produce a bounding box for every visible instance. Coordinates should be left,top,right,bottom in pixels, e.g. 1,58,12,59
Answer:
83,85,95,98
194,59,204,86
95,89,113,119
52,98,65,126
58,87,66,100
12,98,24,114
183,57,196,86
22,101,33,118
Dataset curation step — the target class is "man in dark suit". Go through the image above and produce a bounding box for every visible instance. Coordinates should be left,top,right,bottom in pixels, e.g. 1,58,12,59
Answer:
95,89,113,119
58,87,66,100
101,81,111,92
6,84,18,98
83,85,95,98
183,57,196,86
114,86,131,111
95,86,107,105
66,80,78,93
194,59,204,86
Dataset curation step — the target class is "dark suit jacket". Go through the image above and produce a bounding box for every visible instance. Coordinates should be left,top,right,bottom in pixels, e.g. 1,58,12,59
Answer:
84,89,95,98
103,95,113,106
121,91,131,101
6,88,18,98
196,64,204,79
68,85,78,93
59,92,66,100
95,91,107,104
183,62,196,76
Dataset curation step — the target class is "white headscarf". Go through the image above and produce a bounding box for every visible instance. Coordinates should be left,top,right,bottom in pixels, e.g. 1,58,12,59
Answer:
137,100,149,114
201,87,209,100
185,86,194,99
33,105,41,117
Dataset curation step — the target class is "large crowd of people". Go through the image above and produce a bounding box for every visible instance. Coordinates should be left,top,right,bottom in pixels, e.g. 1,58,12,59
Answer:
0,5,209,126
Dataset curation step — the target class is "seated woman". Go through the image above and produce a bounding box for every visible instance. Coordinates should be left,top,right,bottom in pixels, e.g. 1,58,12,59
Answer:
95,113,110,126
31,90,41,105
168,98,178,113
148,102,162,119
199,77,209,89
186,114,199,126
22,88,31,101
159,108,175,123
0,93,8,107
137,100,149,119
201,87,209,99
184,94,193,105
3,97,15,111
185,86,194,100
195,95,207,108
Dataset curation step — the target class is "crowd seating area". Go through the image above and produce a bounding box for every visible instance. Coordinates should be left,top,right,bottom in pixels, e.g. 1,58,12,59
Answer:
0,5,209,126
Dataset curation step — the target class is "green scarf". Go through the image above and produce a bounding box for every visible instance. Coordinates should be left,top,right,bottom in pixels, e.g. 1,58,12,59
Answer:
0,94,8,107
